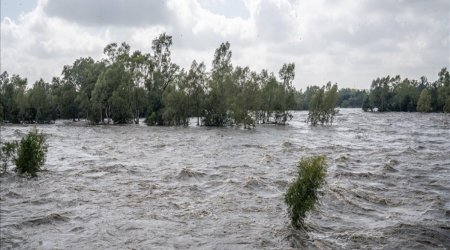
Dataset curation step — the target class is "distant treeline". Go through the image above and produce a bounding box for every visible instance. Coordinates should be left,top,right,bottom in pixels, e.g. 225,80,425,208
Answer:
0,33,362,126
362,69,450,113
0,33,448,126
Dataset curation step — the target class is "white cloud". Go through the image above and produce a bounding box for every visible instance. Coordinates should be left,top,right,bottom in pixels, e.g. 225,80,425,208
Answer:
1,2,105,84
1,0,449,89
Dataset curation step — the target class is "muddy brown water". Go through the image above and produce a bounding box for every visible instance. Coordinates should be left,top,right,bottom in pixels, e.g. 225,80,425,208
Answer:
1,109,449,249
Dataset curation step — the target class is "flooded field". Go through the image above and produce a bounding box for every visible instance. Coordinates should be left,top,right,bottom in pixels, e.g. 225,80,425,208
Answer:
1,109,449,249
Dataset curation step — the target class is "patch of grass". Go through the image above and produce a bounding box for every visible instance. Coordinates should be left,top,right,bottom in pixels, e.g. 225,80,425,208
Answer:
285,155,327,229
14,128,48,177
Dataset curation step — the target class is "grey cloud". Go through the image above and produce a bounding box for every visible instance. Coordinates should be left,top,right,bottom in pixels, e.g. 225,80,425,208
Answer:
254,1,292,42
43,0,171,27
171,26,225,52
198,0,249,19
362,0,449,16
284,0,449,57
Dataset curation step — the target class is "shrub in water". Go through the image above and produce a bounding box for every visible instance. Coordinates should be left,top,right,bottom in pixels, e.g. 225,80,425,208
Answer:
1,141,18,173
285,155,327,229
14,128,48,177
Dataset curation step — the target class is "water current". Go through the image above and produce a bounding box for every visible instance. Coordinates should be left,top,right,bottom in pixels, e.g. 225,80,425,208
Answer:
1,109,449,249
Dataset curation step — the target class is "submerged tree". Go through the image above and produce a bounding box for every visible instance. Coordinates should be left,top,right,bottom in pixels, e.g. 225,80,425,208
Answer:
275,63,296,124
307,82,339,126
0,72,28,123
145,33,179,125
62,57,106,121
52,77,79,121
185,60,207,125
27,79,57,123
417,89,432,113
202,42,233,126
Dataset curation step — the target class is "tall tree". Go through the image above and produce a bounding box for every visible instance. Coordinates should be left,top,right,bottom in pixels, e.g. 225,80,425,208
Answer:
185,60,206,126
307,82,339,126
417,89,432,113
62,57,106,120
52,77,79,120
437,68,450,113
28,79,56,123
202,42,233,126
0,72,28,123
145,33,179,125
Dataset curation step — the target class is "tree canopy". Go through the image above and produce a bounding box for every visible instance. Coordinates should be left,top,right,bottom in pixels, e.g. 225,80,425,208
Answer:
363,68,450,113
0,34,301,126
1,33,448,126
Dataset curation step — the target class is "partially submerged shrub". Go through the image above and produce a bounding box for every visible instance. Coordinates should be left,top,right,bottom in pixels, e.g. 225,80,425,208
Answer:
14,128,48,177
285,155,327,229
1,141,18,173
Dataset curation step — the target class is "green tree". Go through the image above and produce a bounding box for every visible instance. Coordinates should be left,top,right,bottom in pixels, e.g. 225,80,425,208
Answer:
127,50,152,124
307,82,339,126
260,70,276,123
145,33,179,125
110,89,133,124
230,66,261,128
437,68,450,112
92,61,133,124
392,78,418,112
417,88,432,113
0,103,3,123
161,74,190,126
337,88,368,108
276,63,296,124
202,42,233,126
62,57,106,120
0,72,28,123
299,85,321,111
363,71,450,113
28,79,57,123
368,75,399,112
362,95,372,112
185,60,206,126
259,69,294,125
443,96,450,113
52,77,79,120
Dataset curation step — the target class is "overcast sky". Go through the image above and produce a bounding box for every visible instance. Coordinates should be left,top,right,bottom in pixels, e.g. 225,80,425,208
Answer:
1,0,449,90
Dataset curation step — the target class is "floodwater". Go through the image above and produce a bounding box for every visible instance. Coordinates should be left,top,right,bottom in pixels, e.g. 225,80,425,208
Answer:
0,109,449,249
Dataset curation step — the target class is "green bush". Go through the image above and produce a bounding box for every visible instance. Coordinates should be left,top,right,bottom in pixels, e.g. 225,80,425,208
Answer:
285,155,327,229
14,128,48,177
1,141,18,173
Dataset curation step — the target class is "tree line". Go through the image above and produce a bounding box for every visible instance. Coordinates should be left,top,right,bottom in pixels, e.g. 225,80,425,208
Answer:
1,33,448,127
362,68,450,113
1,34,299,127
0,33,349,127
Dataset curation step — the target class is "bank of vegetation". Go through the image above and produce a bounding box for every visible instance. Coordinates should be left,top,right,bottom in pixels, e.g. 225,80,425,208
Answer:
0,33,367,127
1,33,449,127
362,69,450,113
